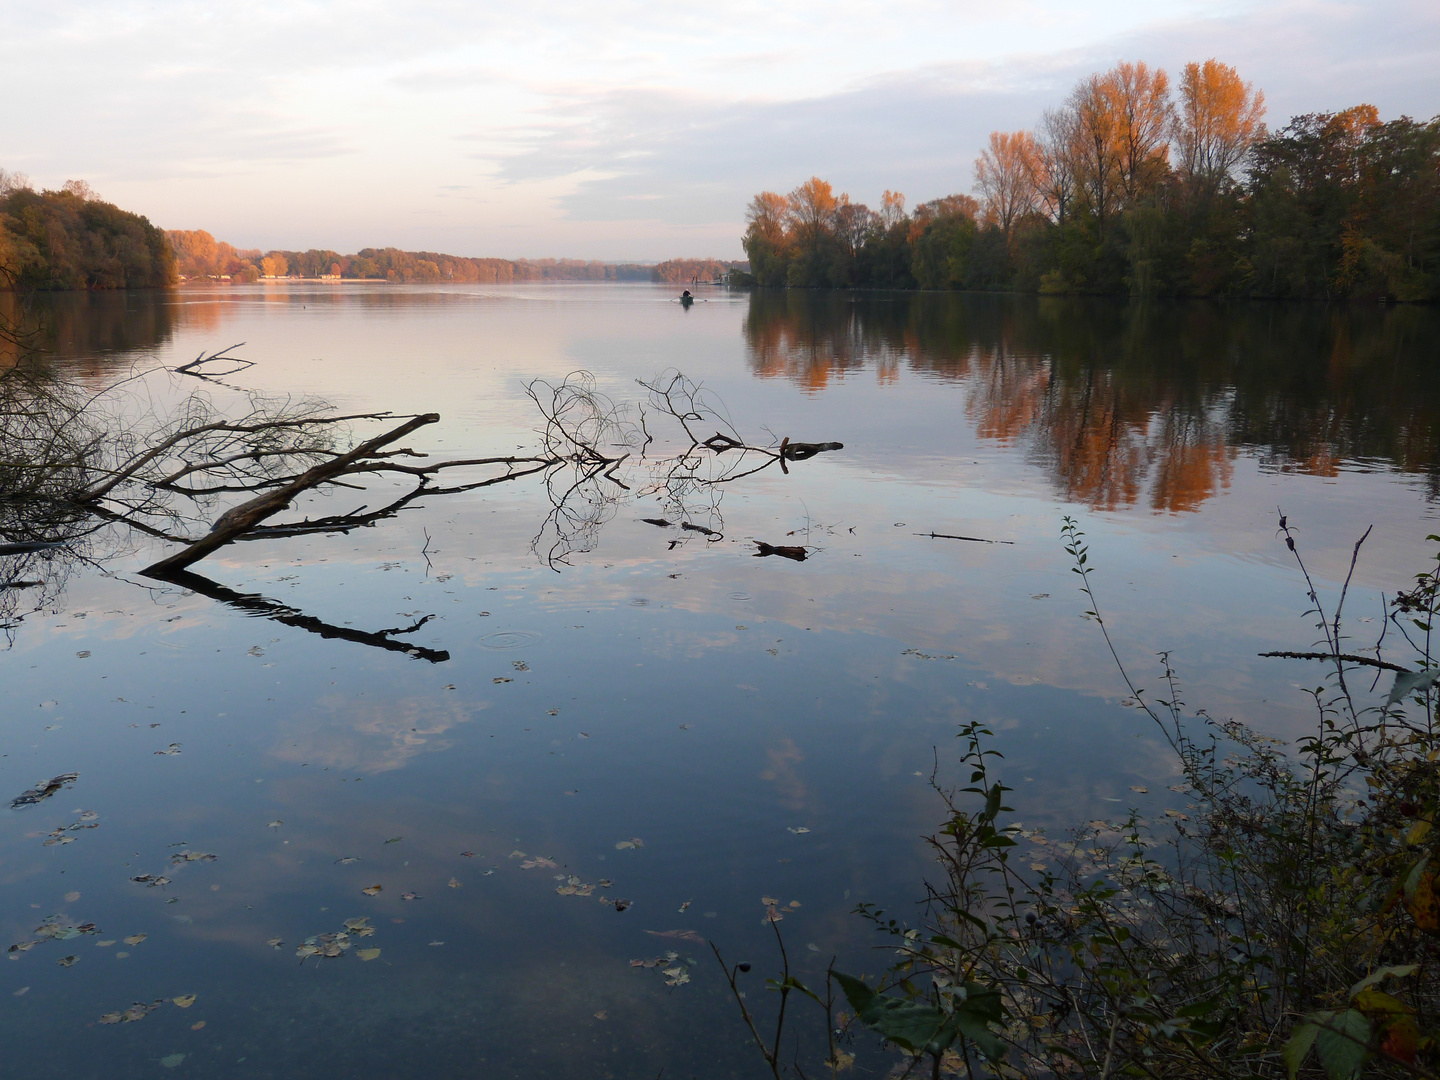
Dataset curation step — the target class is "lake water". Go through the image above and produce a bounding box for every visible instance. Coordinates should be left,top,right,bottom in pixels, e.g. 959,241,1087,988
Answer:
3,283,1439,1078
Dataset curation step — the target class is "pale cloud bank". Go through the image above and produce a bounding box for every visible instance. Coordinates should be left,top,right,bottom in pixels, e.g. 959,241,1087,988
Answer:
6,0,1436,259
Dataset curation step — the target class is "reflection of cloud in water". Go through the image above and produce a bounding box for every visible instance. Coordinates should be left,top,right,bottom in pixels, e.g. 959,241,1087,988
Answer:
759,738,809,812
270,695,486,774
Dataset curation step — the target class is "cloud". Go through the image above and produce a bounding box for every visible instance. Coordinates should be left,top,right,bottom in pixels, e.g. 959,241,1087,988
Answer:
8,0,1435,257
477,0,1439,237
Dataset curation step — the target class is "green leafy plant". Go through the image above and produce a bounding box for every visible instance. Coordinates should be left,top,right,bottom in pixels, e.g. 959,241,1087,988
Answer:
718,517,1440,1078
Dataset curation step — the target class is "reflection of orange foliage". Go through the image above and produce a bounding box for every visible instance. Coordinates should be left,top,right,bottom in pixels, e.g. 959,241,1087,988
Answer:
745,293,1439,511
1150,419,1234,512
746,311,867,392
946,348,1236,513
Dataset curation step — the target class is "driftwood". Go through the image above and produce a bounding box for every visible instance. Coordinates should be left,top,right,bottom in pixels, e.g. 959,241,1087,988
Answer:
173,344,255,381
142,413,440,576
0,540,65,556
1258,650,1410,674
915,531,1016,546
754,541,808,562
782,440,843,461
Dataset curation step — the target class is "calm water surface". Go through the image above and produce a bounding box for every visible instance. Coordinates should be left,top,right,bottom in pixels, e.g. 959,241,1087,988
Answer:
3,284,1439,1078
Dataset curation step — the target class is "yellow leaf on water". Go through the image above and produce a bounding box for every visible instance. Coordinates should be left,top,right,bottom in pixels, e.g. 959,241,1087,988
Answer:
123,935,146,946
356,948,381,961
190,1021,206,1031
172,995,196,1008
64,891,80,903
361,885,382,896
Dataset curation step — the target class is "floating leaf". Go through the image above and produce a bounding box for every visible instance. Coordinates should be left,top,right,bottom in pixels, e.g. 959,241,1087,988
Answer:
335,857,360,865
98,1012,121,1024
356,948,381,961
120,1003,152,1022
460,850,475,858
172,995,196,1008
63,891,80,903
190,1021,206,1031
401,892,420,901
10,773,79,809
787,827,811,834
267,821,282,829
384,837,402,845
160,1053,185,1068
266,938,284,949
123,935,147,946
170,851,217,864
448,878,461,889
56,955,78,967
12,987,28,996
646,929,706,944
361,885,382,896
342,917,370,931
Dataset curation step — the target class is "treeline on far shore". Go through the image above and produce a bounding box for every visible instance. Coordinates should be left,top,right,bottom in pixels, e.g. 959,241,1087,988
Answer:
742,60,1440,301
0,172,743,292
162,232,744,287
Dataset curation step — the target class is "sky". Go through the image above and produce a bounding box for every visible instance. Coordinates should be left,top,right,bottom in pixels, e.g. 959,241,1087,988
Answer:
5,0,1438,261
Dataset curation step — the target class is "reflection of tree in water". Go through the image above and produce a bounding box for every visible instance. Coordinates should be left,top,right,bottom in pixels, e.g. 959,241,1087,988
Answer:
745,290,1440,509
0,290,178,371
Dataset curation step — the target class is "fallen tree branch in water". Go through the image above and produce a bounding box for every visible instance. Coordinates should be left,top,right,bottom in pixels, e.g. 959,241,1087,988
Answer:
141,413,440,575
914,531,1015,545
1258,649,1410,673
172,344,255,381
